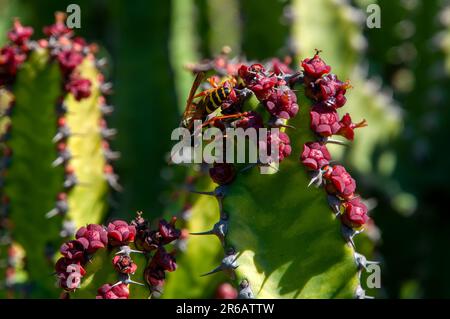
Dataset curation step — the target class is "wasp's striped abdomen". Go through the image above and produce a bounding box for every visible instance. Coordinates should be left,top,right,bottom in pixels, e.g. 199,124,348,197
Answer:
203,86,231,114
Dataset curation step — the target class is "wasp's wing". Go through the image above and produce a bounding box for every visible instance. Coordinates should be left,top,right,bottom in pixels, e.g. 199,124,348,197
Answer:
180,72,206,129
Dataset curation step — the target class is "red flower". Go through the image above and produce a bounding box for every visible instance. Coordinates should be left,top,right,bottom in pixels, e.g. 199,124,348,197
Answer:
0,46,26,85
57,50,84,74
215,283,238,299
112,255,137,274
301,142,331,170
75,224,108,253
337,113,367,141
209,163,236,185
341,197,369,228
65,76,92,101
151,247,177,272
107,220,136,246
310,104,341,137
260,131,292,163
43,12,73,38
96,283,129,299
7,19,33,45
144,265,165,289
59,240,86,262
264,86,299,120
158,217,181,245
324,165,356,199
55,257,86,292
301,52,331,79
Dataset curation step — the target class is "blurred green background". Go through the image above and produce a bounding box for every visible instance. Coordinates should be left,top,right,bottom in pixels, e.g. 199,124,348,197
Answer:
1,0,450,298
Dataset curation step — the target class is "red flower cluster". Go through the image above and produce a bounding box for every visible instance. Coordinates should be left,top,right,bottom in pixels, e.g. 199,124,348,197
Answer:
299,52,369,230
239,64,299,120
301,142,331,170
130,213,181,293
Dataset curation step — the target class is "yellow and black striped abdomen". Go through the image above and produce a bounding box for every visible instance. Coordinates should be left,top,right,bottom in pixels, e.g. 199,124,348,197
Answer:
203,86,231,114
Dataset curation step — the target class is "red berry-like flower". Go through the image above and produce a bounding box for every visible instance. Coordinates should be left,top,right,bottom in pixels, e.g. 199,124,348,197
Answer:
0,46,26,85
112,255,138,274
65,76,92,101
43,12,73,38
341,197,369,229
96,283,129,299
60,240,86,262
55,257,86,291
209,163,236,185
269,57,293,75
264,86,299,120
337,113,368,141
151,247,177,272
144,265,165,289
312,74,350,109
310,104,341,137
57,50,84,74
301,142,331,170
75,224,108,254
7,19,33,46
260,131,292,163
107,220,136,246
301,52,331,79
215,283,238,299
158,217,181,245
324,165,356,200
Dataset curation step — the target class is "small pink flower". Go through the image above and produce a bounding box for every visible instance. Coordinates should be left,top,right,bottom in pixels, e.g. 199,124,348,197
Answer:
65,76,92,101
107,220,136,246
301,52,331,79
158,217,181,245
324,165,356,200
310,104,341,137
342,197,369,229
75,224,108,254
96,283,129,299
301,142,331,170
337,113,367,141
7,19,33,45
112,255,137,274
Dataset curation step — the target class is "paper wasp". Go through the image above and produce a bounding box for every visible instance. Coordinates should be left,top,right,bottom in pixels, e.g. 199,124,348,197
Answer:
180,72,246,132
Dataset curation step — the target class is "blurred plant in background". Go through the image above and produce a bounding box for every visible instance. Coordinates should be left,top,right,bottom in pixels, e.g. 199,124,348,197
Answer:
0,0,449,298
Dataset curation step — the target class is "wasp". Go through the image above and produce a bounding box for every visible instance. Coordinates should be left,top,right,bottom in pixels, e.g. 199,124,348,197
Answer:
180,72,244,132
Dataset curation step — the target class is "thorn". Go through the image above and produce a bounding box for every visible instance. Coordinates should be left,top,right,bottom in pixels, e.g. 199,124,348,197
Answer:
100,82,113,95
327,195,342,215
238,279,254,299
340,224,362,249
200,248,238,279
96,58,108,69
308,170,322,187
355,285,374,299
100,104,114,115
322,137,348,147
190,217,228,246
45,193,68,218
354,252,379,271
239,163,257,173
115,246,144,256
104,165,123,192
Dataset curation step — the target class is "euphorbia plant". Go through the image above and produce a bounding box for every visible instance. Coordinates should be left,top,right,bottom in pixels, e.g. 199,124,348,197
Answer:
0,14,118,297
164,50,376,299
